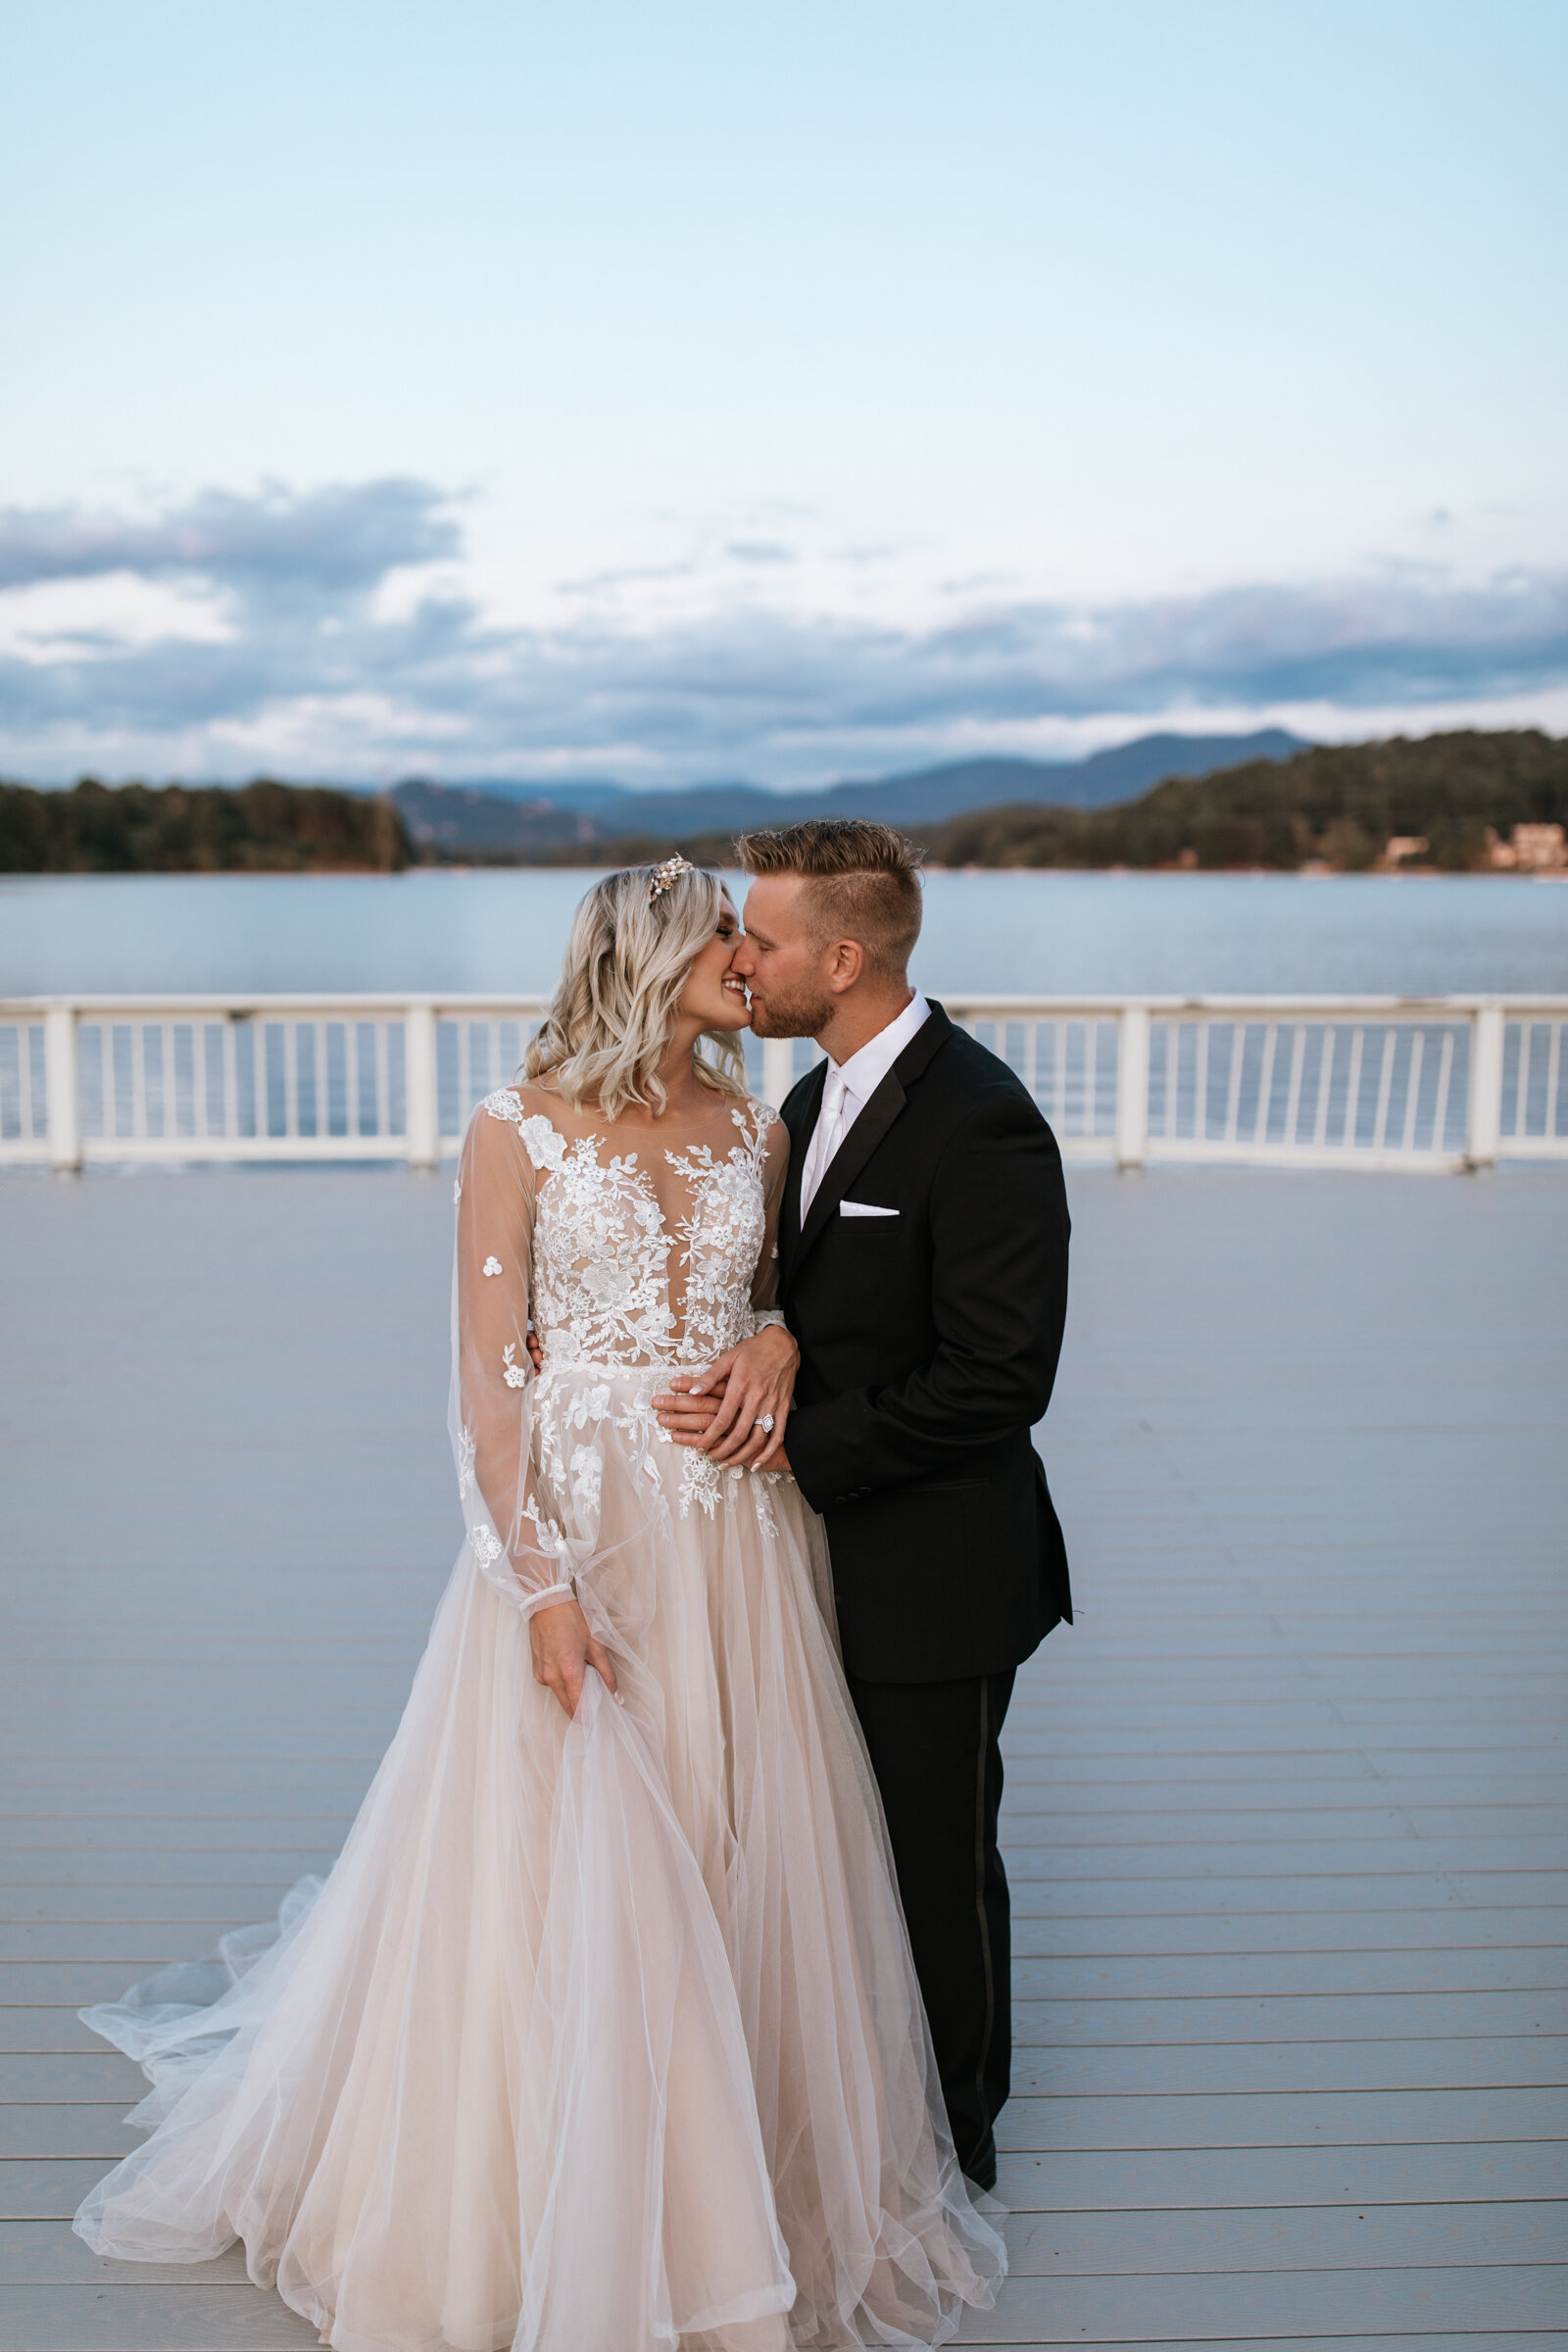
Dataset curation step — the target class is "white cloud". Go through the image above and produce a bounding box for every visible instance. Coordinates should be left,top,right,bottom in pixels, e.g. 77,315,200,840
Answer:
1,480,1564,786
0,572,234,664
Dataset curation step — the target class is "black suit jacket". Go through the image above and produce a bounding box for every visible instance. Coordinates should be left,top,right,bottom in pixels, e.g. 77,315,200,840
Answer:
778,1002,1071,1684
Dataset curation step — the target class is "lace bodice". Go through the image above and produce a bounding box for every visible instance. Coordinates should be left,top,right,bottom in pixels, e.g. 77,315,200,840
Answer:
448,1080,789,1618
481,1090,774,1370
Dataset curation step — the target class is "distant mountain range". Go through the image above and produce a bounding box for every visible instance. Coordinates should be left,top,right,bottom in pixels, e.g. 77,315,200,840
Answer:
392,729,1308,858
8,729,1559,874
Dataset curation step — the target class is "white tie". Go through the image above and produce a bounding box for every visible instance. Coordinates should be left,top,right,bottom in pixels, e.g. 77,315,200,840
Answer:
799,1065,850,1222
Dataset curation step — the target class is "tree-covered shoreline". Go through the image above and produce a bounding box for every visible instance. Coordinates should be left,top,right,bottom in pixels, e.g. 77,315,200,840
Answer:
604,731,1568,874
0,778,411,873
2,730,1563,874
914,730,1568,873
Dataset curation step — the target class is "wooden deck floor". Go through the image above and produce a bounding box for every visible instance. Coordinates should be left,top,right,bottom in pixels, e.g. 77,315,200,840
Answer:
1,1163,1563,2351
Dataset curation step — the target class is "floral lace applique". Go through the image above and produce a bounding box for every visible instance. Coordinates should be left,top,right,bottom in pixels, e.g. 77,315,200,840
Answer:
475,1083,563,1175
469,1524,503,1568
521,1133,675,1367
657,1104,771,1370
521,1107,772,1373
484,1093,783,1543
456,1422,476,1499
482,1255,503,1277
486,1096,773,1383
521,1494,573,1565
480,1086,527,1130
679,1449,723,1519
565,1382,612,1429
483,1086,772,1371
679,1456,757,1522
568,1445,602,1515
480,1088,568,1173
752,1474,781,1541
521,1114,567,1174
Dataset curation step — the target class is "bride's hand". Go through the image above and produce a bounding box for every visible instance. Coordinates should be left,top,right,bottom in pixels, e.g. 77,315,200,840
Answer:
665,1326,798,1469
529,1597,619,1718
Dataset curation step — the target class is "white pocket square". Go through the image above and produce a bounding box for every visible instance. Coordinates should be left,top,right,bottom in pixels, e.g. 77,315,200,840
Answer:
840,1200,899,1217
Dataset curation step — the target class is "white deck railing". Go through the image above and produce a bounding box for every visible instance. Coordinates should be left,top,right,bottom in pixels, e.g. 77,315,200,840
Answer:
2,995,1565,1173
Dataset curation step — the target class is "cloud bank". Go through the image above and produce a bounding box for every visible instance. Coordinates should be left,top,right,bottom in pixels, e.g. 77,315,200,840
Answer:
1,478,1564,785
0,479,460,601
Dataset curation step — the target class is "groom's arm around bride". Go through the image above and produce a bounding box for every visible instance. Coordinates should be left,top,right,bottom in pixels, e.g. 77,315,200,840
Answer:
663,818,1070,2194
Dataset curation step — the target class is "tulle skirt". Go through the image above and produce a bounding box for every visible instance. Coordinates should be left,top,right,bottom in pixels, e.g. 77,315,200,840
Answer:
74,1367,1006,2351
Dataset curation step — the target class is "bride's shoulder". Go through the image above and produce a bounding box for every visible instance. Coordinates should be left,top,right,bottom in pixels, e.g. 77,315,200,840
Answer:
733,1094,789,1162
471,1081,569,1171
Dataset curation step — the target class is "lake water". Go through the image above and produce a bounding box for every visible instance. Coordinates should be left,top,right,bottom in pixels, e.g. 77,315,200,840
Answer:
2,870,1566,998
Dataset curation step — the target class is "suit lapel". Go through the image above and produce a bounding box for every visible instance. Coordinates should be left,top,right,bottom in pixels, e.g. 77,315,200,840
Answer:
779,1058,827,1273
790,1003,955,1271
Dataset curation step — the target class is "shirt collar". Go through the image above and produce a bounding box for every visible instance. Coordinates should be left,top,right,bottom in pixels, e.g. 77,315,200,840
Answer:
827,991,931,1110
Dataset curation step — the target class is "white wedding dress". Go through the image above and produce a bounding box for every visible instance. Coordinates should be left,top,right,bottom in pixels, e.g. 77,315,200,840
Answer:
75,1081,1006,2352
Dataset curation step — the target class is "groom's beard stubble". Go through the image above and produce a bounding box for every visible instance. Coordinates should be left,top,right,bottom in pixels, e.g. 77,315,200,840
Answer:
747,980,835,1043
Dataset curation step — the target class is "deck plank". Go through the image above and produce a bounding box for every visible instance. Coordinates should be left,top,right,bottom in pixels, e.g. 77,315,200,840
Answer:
1,1163,1563,2351
956,2269,1568,2342
0,2285,321,2350
993,2088,1568,2149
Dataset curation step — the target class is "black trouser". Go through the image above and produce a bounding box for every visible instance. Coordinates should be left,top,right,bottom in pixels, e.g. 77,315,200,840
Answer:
845,1667,1015,2189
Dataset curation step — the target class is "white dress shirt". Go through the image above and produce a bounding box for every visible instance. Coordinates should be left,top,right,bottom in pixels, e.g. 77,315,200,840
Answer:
797,992,931,1222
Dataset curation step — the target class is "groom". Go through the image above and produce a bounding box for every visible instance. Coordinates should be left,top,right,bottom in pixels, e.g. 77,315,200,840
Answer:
658,818,1071,2192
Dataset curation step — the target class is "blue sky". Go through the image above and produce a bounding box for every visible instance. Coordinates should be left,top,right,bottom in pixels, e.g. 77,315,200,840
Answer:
1,0,1564,787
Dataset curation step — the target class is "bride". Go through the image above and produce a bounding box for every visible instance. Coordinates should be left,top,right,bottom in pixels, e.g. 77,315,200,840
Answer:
74,857,1006,2352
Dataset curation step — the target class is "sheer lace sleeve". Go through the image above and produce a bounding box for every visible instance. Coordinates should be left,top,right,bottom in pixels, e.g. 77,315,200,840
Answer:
751,1113,789,1327
448,1094,577,1620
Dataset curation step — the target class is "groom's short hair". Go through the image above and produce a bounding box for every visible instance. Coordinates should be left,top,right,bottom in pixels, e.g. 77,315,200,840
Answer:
737,818,923,976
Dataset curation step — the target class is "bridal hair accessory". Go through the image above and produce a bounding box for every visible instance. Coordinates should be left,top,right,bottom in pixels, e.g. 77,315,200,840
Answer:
648,854,695,902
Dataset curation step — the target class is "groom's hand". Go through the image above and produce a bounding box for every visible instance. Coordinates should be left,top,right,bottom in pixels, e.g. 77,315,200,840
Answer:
652,1379,793,1477
654,1325,798,1469
653,1374,726,1443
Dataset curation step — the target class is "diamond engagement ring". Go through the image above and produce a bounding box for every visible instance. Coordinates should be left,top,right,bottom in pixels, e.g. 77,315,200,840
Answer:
754,1413,775,1434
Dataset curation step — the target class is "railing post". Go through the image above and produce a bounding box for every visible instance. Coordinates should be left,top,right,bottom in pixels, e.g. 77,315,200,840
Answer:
1465,1002,1504,1170
44,1002,82,1174
405,1003,440,1170
1116,1003,1151,1169
760,1037,796,1109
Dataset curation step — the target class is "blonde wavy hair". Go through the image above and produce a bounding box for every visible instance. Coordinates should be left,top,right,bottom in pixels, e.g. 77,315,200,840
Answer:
523,864,750,1120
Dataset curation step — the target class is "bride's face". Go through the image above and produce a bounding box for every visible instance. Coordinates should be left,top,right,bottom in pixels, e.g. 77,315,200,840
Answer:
676,894,752,1034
